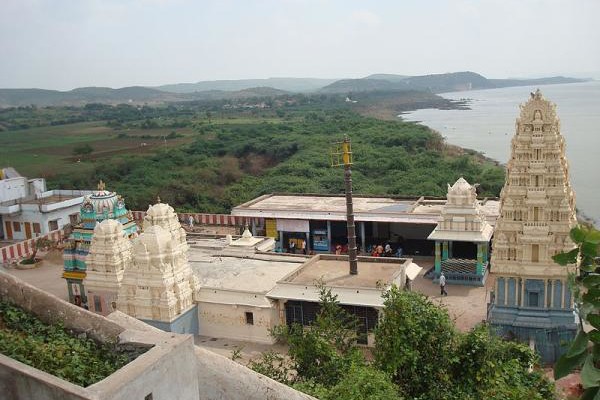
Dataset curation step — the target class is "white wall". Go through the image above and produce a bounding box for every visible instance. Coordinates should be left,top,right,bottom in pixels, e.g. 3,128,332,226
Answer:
3,204,80,240
198,302,278,344
0,177,27,203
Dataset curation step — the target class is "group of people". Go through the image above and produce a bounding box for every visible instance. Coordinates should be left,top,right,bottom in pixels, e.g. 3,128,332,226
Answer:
369,243,402,258
288,238,307,254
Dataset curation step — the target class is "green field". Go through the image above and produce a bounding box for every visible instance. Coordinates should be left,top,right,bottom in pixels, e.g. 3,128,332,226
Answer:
0,122,196,178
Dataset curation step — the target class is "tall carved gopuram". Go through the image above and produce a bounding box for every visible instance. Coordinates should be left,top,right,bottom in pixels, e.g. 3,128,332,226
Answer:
488,89,577,362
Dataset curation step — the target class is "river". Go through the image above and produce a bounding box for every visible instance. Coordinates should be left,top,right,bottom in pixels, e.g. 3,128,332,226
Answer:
401,81,600,224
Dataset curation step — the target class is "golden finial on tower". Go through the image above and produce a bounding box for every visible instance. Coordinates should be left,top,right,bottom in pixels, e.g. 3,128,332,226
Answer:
97,180,106,191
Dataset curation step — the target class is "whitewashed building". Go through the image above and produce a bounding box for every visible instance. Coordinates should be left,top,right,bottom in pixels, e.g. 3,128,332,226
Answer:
0,168,91,240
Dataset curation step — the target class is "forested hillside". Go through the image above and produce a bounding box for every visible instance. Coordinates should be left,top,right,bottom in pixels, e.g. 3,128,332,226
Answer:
35,97,505,212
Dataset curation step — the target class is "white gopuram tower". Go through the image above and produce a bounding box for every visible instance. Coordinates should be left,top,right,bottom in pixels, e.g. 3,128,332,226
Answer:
488,89,577,362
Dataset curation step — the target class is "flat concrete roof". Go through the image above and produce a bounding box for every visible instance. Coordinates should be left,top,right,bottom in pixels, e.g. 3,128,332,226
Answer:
188,247,303,293
20,194,79,205
280,255,407,289
232,193,500,225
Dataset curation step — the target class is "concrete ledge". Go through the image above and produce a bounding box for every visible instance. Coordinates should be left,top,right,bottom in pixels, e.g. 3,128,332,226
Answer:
0,270,123,343
0,354,93,400
194,347,315,400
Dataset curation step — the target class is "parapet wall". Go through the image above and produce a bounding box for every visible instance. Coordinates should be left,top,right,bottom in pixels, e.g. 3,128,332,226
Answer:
0,271,314,400
0,271,122,343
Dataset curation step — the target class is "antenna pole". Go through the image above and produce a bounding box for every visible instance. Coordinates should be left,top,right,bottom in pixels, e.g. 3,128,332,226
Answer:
342,137,358,275
345,164,358,275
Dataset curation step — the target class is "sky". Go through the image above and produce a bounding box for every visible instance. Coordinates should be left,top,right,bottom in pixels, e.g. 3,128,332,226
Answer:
1,0,599,90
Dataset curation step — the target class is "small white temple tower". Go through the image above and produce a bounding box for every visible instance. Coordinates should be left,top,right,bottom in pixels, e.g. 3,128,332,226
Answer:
84,219,133,315
117,223,200,333
428,177,493,285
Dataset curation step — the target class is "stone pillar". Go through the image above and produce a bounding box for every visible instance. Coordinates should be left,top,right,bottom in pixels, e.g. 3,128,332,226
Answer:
326,221,332,253
504,277,508,306
442,241,449,260
360,222,366,254
561,280,566,308
550,280,555,308
482,243,488,264
476,243,483,275
448,241,453,258
279,300,287,324
521,278,526,307
251,219,257,236
495,278,499,305
544,280,549,308
372,222,379,238
305,232,310,253
434,241,441,274
279,231,284,251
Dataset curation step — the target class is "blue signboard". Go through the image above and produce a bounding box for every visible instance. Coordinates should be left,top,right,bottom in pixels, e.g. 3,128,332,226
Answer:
312,229,329,252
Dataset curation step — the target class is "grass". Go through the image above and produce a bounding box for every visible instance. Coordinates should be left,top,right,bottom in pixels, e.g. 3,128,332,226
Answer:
0,122,197,177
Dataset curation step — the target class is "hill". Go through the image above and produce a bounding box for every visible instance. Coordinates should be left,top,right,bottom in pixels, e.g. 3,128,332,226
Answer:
156,77,337,94
364,73,409,82
321,72,493,94
0,86,182,107
0,86,289,107
0,72,588,108
320,72,588,94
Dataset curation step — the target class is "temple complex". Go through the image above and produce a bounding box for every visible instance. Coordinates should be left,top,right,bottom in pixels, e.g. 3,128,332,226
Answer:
428,177,493,285
117,201,200,334
488,90,578,362
62,181,137,306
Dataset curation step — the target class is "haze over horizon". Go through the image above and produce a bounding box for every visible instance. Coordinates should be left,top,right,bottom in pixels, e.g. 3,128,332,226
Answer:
1,0,599,91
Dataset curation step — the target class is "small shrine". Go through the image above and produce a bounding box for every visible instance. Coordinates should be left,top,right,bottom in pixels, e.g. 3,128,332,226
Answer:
84,219,133,315
427,177,493,286
62,181,137,306
117,224,200,334
116,200,200,334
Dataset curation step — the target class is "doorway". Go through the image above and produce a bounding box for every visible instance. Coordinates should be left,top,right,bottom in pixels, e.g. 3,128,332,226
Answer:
24,223,32,239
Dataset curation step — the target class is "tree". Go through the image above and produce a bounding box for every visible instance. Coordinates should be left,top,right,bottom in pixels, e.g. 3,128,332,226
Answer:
374,287,456,399
553,225,600,399
21,238,55,265
374,287,554,400
268,284,362,387
72,144,93,157
323,364,401,400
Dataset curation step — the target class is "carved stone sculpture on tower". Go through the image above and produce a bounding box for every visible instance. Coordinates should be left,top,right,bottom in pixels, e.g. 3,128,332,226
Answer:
488,89,577,363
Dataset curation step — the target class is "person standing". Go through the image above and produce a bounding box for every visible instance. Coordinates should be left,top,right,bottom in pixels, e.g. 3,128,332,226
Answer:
300,238,307,255
289,239,296,254
439,272,448,296
384,243,392,257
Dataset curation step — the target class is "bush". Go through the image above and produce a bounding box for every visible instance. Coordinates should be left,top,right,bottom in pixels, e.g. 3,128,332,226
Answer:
374,287,456,399
0,301,148,387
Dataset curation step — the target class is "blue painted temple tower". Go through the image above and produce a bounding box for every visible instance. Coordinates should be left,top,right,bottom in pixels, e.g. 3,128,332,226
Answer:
488,90,578,363
62,181,138,306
